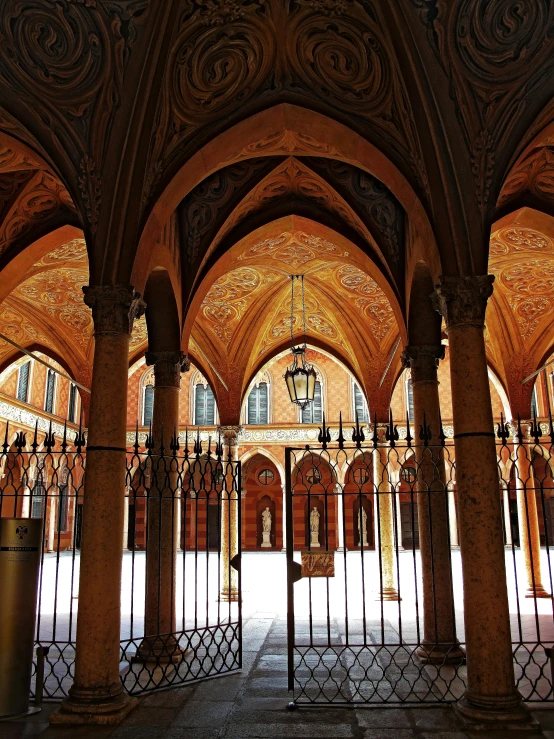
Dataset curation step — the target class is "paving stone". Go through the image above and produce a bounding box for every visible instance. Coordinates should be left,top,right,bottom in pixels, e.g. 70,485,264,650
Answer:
119,706,179,726
412,708,461,730
110,727,169,739
140,685,196,707
419,733,468,739
173,699,235,727
0,723,51,738
225,722,353,737
355,708,412,728
361,731,415,739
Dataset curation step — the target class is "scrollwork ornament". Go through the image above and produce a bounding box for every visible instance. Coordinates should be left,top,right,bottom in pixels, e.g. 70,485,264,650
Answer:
431,275,494,330
83,284,145,335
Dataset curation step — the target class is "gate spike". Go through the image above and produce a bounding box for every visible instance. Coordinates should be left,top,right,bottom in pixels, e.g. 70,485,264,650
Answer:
15,430,26,452
497,412,510,445
44,420,55,451
31,420,39,453
337,412,345,450
352,412,364,449
405,412,413,448
145,421,154,452
385,408,398,447
438,410,446,446
207,434,212,457
194,427,202,456
419,411,431,445
215,431,223,460
74,417,85,452
2,420,9,454
318,411,331,449
170,425,180,455
133,421,140,455
61,420,68,453
371,412,379,449
184,427,190,459
530,407,542,444
516,413,524,446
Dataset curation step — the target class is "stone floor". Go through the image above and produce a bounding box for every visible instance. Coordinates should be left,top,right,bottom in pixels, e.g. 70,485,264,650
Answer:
4,611,554,739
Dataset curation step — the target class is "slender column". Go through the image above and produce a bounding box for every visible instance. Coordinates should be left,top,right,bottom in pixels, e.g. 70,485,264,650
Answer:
402,345,463,664
46,495,57,552
388,469,404,552
219,426,241,601
501,483,513,547
372,433,400,600
432,276,529,726
448,487,459,548
53,285,144,724
336,483,345,551
281,484,287,552
137,352,186,663
511,423,549,598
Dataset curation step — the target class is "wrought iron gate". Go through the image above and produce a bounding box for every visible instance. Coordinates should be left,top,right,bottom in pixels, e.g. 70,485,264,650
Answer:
0,423,242,700
285,415,554,705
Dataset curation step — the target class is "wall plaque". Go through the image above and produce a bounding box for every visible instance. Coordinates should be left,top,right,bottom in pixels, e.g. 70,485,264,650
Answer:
301,550,335,578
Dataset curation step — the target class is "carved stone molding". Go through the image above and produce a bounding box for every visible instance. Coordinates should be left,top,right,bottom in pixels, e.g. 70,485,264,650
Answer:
82,285,145,336
401,344,445,383
218,424,243,447
145,350,187,388
431,275,494,330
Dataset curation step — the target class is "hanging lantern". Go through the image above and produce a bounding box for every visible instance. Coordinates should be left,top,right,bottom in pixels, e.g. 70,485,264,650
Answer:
283,275,317,408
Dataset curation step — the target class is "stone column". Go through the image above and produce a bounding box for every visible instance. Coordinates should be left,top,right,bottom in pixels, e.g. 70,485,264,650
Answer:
45,495,57,552
372,432,400,600
137,351,186,663
336,483,345,551
511,423,549,598
432,275,529,726
52,285,144,725
388,469,404,552
401,345,463,664
448,486,460,548
219,426,241,601
122,492,129,552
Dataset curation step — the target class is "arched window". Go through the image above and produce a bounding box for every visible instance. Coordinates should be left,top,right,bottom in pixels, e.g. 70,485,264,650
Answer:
45,369,56,414
353,382,369,423
194,383,216,425
247,381,269,424
406,376,414,423
68,383,78,423
17,361,31,403
301,380,323,424
143,384,154,426
32,466,45,519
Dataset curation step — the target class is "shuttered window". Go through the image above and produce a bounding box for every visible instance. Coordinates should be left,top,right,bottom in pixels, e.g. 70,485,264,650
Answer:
247,382,269,424
531,386,539,418
45,369,56,414
353,383,369,422
32,471,45,519
17,361,31,402
68,383,77,423
143,384,154,426
301,381,323,424
195,384,216,425
407,378,414,422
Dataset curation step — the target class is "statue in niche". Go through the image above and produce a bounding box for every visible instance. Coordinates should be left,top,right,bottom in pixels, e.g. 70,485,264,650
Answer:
358,506,369,547
261,506,272,548
310,506,320,548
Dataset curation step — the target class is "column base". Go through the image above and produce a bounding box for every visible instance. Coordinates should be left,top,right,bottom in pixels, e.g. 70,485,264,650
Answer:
219,588,240,602
414,641,465,665
525,585,551,599
376,587,401,601
50,684,137,726
133,635,185,665
455,692,538,732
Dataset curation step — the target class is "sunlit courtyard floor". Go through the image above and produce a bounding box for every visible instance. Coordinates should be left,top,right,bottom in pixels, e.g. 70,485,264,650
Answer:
6,549,554,737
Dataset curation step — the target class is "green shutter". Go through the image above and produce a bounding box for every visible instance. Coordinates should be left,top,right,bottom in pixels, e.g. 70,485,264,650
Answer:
313,381,322,423
206,386,215,424
17,361,30,402
247,387,258,424
259,382,268,424
407,379,414,422
45,370,55,413
143,384,154,426
354,384,368,422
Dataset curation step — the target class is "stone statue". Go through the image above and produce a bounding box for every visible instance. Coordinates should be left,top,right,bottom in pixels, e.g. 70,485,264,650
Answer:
358,506,369,547
261,506,272,547
310,506,320,548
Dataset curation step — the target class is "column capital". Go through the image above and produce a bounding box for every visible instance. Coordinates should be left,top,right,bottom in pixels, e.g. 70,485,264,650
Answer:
218,425,243,447
431,275,494,330
401,344,445,383
145,351,188,388
83,285,145,336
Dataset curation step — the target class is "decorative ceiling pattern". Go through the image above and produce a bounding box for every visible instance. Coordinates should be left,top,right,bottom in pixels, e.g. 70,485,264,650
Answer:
237,229,344,268
498,146,554,207
489,227,554,343
200,266,282,347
